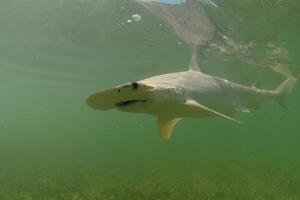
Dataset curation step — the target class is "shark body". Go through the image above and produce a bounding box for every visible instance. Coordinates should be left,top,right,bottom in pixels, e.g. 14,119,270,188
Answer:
86,0,296,139
86,66,296,139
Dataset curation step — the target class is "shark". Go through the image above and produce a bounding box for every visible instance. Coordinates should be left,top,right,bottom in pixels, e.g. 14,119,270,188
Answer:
85,0,297,139
85,58,297,139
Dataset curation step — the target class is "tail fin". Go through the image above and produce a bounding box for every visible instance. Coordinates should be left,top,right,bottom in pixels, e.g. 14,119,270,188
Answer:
275,77,297,108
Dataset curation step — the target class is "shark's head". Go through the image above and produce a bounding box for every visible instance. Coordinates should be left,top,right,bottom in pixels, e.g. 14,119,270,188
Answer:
86,73,187,116
86,81,155,113
85,78,186,140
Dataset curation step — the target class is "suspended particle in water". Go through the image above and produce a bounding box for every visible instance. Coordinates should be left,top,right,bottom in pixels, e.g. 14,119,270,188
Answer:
131,14,141,22
127,19,133,23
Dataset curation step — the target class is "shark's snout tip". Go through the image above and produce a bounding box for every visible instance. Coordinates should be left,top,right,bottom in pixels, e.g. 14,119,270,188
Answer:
85,94,98,109
85,92,116,110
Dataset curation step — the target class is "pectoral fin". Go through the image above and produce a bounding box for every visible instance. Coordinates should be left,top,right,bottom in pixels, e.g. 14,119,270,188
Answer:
157,117,182,140
185,99,242,123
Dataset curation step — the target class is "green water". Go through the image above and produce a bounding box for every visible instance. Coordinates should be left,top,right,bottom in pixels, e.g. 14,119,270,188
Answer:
0,0,300,199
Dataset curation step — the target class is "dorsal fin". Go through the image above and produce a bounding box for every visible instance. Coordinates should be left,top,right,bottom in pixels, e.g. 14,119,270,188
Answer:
189,54,201,71
157,117,182,140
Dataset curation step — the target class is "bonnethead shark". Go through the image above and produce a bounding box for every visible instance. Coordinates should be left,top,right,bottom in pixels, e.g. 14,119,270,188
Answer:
86,56,297,139
85,0,297,139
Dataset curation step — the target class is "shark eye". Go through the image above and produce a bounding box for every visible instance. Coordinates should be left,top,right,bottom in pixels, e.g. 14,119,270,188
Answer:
131,82,138,89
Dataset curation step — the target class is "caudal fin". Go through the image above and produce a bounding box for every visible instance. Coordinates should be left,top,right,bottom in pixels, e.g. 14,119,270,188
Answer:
275,77,297,108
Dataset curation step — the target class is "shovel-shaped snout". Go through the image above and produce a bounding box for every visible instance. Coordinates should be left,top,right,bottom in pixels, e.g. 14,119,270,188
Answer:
86,81,153,110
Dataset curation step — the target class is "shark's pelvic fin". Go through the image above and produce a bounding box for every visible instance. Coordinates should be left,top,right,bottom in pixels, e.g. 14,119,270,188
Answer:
185,99,242,123
157,117,182,140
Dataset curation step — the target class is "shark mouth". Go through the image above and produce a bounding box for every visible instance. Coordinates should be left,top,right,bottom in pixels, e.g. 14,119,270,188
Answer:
115,99,146,107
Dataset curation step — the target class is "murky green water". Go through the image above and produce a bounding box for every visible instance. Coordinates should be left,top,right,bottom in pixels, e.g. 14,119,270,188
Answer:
0,0,300,199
